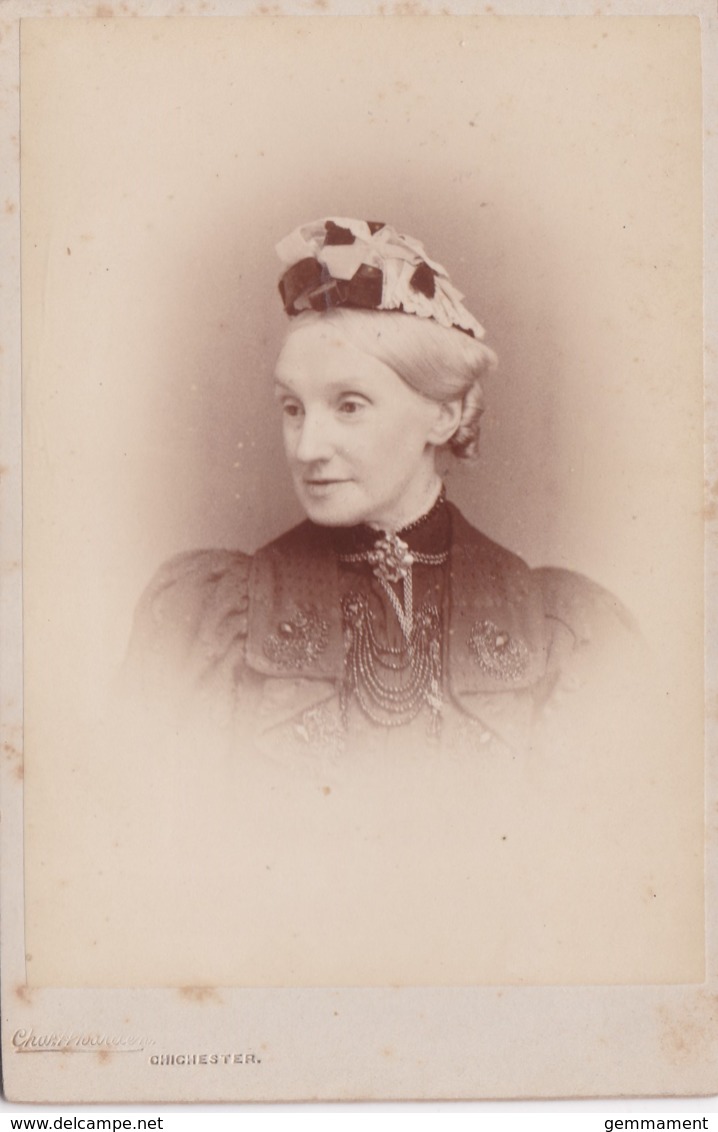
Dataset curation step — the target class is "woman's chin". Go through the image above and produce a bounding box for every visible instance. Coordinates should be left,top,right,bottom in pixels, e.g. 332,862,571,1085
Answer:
296,483,370,527
301,502,367,527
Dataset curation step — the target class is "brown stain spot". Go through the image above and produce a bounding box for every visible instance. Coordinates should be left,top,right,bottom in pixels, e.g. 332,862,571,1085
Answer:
310,0,329,8
4,740,23,780
321,785,331,796
95,4,114,16
392,0,430,12
178,986,222,1004
97,1049,111,1064
382,1046,395,1058
5,200,16,214
15,984,32,1004
658,994,718,1066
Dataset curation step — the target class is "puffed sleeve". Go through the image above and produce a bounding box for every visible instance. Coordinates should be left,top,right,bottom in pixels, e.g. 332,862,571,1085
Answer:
532,565,652,737
121,549,258,727
536,566,641,677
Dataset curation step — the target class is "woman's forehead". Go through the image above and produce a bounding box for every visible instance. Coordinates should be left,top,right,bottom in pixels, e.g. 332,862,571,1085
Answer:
274,320,397,386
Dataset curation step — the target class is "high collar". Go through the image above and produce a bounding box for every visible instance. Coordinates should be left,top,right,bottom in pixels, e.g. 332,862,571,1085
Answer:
330,488,451,558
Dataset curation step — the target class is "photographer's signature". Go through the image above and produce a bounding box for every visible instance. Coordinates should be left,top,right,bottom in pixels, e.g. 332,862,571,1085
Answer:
12,1029,151,1053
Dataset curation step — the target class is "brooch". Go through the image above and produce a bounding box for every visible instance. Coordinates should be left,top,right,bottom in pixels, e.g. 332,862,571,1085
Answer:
468,620,530,682
264,605,329,669
367,531,415,584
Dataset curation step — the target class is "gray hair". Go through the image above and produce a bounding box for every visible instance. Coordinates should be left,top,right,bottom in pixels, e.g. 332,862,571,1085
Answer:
285,308,497,459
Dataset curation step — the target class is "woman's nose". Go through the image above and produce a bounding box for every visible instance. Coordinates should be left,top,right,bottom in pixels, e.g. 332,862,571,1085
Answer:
293,409,334,464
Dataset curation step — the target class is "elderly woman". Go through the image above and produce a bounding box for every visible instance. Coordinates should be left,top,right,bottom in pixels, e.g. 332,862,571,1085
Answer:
113,218,681,987
126,216,638,765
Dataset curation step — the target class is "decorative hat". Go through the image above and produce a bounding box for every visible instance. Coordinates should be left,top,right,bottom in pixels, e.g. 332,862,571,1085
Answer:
276,217,488,340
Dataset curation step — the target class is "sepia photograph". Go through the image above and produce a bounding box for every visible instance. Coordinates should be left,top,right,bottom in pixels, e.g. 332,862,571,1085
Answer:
1,5,715,1105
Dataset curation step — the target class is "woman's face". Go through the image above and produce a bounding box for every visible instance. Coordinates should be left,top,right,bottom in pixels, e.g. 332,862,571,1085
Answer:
273,320,454,529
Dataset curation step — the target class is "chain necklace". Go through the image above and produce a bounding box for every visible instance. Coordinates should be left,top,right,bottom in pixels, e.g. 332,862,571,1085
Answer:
341,594,443,731
337,487,447,731
338,486,448,640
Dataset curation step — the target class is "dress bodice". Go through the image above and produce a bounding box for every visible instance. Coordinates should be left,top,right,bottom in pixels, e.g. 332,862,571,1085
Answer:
123,499,642,764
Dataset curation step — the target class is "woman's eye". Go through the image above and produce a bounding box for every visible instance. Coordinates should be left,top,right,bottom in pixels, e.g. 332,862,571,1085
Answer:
338,399,366,415
281,402,303,418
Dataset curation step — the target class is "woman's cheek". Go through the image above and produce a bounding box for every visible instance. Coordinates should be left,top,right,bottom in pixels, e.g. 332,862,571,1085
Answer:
282,417,300,448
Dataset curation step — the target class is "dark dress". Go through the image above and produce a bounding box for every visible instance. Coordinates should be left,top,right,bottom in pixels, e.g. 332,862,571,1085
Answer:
110,502,689,987
124,497,641,762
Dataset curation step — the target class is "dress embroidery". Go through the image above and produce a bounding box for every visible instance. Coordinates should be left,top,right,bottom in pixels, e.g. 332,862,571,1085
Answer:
294,705,345,756
468,619,529,681
263,605,329,669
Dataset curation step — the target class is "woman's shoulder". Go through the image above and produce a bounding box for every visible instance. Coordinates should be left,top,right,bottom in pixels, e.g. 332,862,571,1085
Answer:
450,505,636,632
531,565,639,644
132,518,322,639
530,565,643,697
129,548,253,672
138,547,251,618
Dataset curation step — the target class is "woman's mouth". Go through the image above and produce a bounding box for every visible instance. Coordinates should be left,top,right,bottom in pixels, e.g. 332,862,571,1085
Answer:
302,479,349,497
